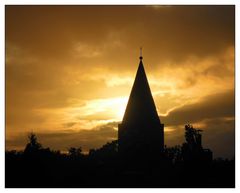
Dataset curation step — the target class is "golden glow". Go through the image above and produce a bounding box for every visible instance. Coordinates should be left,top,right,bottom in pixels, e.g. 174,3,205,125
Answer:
82,96,129,121
6,6,234,157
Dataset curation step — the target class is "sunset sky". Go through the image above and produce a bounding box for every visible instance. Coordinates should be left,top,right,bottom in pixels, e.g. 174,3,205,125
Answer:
6,5,235,158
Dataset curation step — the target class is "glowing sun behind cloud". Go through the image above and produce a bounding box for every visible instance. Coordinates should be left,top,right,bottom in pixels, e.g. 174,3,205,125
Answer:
77,96,129,122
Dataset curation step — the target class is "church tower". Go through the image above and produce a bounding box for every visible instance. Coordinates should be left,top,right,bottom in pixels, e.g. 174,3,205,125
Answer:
118,50,164,157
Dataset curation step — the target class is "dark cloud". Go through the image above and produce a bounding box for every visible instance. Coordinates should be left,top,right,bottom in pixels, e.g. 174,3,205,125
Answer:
161,89,235,126
202,117,235,159
6,5,234,71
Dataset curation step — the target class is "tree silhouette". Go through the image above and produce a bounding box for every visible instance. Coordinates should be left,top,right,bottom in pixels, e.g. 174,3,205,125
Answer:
24,133,42,154
182,124,212,163
184,124,202,150
89,140,118,158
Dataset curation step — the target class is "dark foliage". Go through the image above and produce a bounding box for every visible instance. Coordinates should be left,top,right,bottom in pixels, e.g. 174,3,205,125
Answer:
5,128,235,188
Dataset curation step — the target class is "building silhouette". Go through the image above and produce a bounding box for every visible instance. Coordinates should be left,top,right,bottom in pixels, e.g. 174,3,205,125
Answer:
118,51,164,157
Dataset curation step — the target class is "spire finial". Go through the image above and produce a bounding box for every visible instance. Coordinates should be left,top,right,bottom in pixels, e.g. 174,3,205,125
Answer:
139,47,143,60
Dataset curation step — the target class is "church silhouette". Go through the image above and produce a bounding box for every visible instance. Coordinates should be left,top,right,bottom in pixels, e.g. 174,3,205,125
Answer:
118,50,164,158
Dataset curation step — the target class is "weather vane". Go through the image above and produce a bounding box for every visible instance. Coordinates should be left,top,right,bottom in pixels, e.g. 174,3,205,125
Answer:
140,46,143,60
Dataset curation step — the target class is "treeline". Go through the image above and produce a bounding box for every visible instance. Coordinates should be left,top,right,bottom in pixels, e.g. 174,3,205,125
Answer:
5,125,235,188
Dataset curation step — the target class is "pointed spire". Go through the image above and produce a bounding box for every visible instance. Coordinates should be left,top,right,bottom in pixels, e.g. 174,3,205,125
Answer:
122,53,161,126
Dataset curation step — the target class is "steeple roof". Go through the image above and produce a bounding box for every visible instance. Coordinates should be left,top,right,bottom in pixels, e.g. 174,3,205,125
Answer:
122,55,161,127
